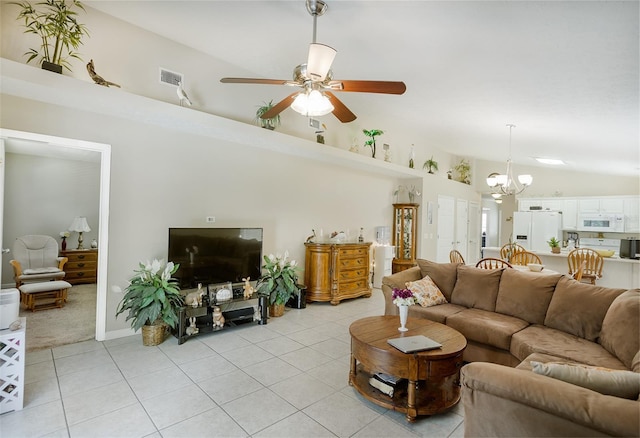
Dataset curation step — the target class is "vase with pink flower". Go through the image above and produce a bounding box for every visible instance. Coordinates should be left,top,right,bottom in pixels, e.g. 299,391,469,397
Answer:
392,288,416,331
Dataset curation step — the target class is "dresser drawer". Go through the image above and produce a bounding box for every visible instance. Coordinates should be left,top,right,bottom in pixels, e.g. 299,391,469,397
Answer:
338,278,369,293
338,247,369,258
65,270,96,282
68,252,97,262
338,257,367,270
66,260,97,271
337,268,367,281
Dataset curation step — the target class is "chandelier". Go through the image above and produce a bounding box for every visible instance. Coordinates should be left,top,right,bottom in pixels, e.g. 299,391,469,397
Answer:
486,124,532,196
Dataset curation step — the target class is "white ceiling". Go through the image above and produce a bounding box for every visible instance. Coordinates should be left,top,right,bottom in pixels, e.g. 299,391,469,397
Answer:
88,1,638,176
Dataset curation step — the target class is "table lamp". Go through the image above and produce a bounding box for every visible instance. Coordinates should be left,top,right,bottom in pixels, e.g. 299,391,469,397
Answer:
69,216,91,250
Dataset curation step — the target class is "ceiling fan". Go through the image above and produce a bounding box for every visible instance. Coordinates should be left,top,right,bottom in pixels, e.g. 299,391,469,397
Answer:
220,0,406,123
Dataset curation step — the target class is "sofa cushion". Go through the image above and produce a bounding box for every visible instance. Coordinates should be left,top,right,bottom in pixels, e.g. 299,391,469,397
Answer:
511,324,628,369
406,276,448,307
446,308,529,350
450,265,503,311
530,361,640,400
407,302,465,324
544,276,626,342
599,289,640,370
495,269,562,325
416,260,458,301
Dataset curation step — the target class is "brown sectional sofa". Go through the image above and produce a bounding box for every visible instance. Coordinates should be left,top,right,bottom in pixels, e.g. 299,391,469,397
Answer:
381,260,640,437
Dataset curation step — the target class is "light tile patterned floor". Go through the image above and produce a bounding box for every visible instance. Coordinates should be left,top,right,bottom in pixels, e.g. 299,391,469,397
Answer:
1,289,465,437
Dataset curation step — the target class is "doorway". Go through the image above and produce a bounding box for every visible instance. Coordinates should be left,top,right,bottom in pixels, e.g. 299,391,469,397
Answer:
0,129,110,341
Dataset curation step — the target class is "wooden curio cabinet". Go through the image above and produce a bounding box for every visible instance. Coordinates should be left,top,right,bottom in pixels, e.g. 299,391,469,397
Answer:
392,203,419,273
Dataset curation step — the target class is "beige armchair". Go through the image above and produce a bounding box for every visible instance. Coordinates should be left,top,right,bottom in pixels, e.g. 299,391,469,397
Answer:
9,235,68,287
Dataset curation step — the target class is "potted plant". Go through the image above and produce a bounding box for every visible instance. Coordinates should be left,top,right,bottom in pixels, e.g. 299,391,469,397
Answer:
255,100,281,130
453,159,471,184
423,156,438,174
363,129,384,158
547,237,561,254
256,252,300,317
11,0,90,73
115,259,184,346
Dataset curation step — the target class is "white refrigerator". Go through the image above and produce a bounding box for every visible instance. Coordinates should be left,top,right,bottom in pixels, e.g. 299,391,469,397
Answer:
513,211,563,253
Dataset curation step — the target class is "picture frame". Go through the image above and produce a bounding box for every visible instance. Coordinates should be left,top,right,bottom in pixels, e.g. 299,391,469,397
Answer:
208,282,232,304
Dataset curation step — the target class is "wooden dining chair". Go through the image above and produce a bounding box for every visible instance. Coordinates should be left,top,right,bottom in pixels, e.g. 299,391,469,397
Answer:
475,258,513,269
449,249,465,265
567,248,604,285
500,243,526,262
510,251,542,266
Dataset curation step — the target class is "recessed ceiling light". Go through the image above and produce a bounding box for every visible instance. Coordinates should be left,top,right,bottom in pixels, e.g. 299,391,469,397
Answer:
535,158,565,165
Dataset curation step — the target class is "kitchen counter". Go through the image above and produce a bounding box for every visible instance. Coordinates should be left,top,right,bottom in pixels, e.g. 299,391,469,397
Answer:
483,247,639,289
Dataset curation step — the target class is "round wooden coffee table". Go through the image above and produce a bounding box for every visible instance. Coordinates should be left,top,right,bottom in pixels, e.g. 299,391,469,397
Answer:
349,315,467,422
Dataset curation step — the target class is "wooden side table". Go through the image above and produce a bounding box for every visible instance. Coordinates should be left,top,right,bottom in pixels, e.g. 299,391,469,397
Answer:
59,249,98,284
349,315,466,421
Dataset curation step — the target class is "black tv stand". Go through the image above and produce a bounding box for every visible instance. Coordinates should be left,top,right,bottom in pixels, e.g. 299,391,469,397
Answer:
174,291,259,344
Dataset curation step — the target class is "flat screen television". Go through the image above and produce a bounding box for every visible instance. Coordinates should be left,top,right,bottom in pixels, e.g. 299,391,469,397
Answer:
168,228,263,289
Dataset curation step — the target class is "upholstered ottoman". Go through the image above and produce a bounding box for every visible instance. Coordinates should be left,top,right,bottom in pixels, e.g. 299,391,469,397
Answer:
18,281,71,312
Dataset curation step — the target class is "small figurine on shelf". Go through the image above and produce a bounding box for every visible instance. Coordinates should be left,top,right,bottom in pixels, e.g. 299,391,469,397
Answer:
409,144,415,168
186,317,199,336
383,143,391,162
242,277,255,299
305,229,316,243
185,284,204,307
212,306,225,328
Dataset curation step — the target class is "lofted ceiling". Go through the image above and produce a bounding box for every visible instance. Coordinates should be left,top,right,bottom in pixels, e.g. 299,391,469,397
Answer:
87,0,638,177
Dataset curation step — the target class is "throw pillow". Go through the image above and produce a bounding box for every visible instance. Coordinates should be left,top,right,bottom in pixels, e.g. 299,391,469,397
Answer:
530,361,640,399
406,276,448,308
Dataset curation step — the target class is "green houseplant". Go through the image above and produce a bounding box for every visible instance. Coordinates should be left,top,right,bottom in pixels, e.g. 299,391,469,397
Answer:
255,100,281,130
453,159,471,184
115,259,184,345
363,129,384,158
256,252,300,317
547,237,561,254
11,0,89,73
423,156,439,174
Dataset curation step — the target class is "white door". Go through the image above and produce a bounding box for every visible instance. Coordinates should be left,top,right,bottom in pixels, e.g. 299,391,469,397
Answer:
468,202,480,264
437,196,455,262
456,199,468,261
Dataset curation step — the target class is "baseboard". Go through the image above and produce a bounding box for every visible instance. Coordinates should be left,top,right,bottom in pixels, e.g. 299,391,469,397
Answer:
104,327,137,341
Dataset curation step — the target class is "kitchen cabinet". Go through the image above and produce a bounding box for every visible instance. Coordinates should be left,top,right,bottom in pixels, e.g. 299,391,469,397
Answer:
578,198,624,215
624,197,640,233
562,199,578,230
518,198,562,212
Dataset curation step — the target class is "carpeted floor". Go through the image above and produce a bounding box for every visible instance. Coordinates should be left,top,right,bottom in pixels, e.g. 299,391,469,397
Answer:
19,284,96,352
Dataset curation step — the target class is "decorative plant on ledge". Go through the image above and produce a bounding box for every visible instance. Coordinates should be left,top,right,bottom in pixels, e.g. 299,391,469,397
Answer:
11,0,90,73
453,159,471,185
255,100,281,130
423,156,438,174
363,129,384,158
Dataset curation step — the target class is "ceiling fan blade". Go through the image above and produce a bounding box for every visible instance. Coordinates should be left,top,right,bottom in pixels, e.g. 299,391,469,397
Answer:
325,92,356,123
261,92,298,119
328,80,407,95
307,43,336,82
220,77,290,86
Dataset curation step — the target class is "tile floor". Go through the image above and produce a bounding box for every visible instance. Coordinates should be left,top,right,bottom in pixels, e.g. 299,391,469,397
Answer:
1,289,465,437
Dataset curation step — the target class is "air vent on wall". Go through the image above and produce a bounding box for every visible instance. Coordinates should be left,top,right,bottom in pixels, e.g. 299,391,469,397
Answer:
159,68,183,86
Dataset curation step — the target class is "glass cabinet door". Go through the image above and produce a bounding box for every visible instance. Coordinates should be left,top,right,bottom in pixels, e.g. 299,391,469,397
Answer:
392,203,418,273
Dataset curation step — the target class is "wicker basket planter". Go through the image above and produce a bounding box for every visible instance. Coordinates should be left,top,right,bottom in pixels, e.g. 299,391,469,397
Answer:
269,303,285,317
142,321,167,346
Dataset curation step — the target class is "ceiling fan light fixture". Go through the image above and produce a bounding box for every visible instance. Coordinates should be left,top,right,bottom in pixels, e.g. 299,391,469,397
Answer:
292,90,334,117
307,43,336,81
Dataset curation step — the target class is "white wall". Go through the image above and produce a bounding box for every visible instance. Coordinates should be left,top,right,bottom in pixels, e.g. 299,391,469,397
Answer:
1,93,402,333
3,153,100,285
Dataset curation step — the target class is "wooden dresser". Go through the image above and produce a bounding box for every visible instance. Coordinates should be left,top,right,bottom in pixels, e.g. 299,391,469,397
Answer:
59,249,98,284
304,242,372,305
